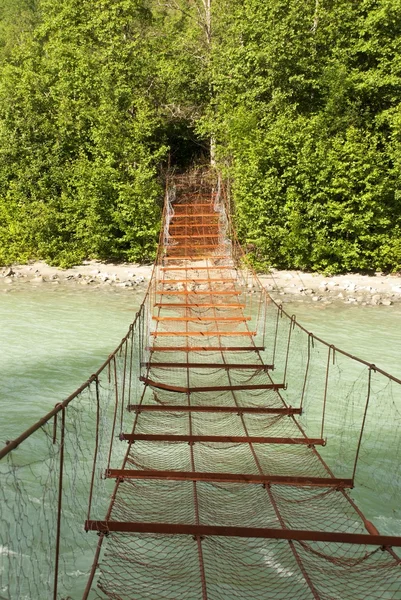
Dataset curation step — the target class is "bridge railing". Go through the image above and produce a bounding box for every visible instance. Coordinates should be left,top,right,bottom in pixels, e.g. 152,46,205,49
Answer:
1,172,400,600
0,187,165,600
0,306,151,599
221,177,401,537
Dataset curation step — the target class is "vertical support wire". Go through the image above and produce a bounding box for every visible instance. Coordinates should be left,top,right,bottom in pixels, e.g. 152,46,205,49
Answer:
320,345,333,440
272,304,282,368
87,377,100,522
120,340,128,433
300,333,313,411
283,315,296,388
352,366,374,482
127,324,135,409
107,356,119,471
261,291,269,350
53,405,65,600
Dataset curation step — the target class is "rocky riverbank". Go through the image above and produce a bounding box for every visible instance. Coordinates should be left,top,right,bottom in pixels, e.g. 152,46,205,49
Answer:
0,260,152,290
1,260,401,305
260,269,401,306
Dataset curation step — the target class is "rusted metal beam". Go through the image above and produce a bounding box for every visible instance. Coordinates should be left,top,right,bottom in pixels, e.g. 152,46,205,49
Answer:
143,362,272,369
174,203,214,208
105,469,352,488
84,522,400,547
152,316,249,322
157,279,237,284
160,266,232,271
127,405,300,415
162,255,230,261
150,332,256,337
171,214,219,219
154,303,246,309
166,244,224,249
148,346,265,352
169,224,220,229
140,377,283,393
170,235,220,239
120,433,323,445
157,291,242,296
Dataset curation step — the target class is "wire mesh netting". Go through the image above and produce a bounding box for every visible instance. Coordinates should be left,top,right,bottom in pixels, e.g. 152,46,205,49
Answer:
1,169,400,599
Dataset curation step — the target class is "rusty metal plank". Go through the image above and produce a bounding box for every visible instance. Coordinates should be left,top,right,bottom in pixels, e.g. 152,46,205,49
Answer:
162,255,230,261
143,362,272,369
154,304,246,309
170,235,220,239
105,469,352,488
150,332,256,337
157,278,237,284
127,405,300,415
166,244,224,249
169,224,220,229
140,378,283,393
171,214,219,219
85,522,400,547
148,346,265,352
152,316,249,322
157,291,242,296
160,267,232,271
173,203,214,207
120,433,323,445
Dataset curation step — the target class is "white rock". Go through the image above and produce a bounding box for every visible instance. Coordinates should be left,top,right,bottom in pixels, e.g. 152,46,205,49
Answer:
391,285,401,293
371,294,382,305
382,299,393,306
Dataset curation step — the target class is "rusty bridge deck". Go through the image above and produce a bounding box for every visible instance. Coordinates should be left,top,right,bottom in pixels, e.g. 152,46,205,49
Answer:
83,172,401,599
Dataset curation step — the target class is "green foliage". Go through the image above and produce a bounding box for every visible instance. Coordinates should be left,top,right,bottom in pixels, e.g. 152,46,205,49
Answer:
1,0,401,272
0,0,165,267
209,0,401,273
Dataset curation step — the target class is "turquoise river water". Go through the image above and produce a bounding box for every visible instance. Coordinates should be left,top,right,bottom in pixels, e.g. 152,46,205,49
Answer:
0,283,400,598
1,284,399,444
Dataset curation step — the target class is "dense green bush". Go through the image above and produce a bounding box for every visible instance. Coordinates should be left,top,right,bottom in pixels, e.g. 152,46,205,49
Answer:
0,0,400,272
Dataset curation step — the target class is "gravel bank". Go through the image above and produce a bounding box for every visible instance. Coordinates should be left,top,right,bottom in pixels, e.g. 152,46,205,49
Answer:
1,261,401,306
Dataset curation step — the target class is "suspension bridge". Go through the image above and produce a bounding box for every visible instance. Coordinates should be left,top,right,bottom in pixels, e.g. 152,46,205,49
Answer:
1,170,401,599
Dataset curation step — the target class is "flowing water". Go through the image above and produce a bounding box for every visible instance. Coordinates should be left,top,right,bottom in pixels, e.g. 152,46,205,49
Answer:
1,285,399,442
0,283,144,444
1,284,400,597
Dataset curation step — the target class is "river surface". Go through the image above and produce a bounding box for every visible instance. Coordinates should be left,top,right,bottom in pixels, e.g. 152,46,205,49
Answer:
1,284,400,448
0,284,400,598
